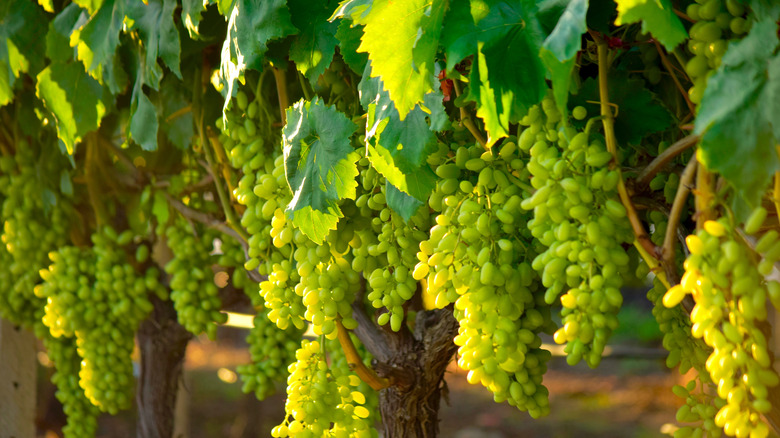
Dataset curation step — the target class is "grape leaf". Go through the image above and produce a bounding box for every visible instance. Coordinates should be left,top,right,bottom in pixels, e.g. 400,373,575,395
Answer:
70,0,125,83
442,0,547,146
182,0,210,38
288,0,339,85
130,89,159,151
335,20,368,74
569,71,672,145
614,0,687,50
73,0,104,14
46,4,84,64
541,0,588,117
219,0,297,110
330,0,372,22
0,0,47,106
282,98,359,244
36,61,109,154
126,0,183,84
356,0,447,119
694,18,780,207
359,62,442,201
385,181,423,222
157,76,194,150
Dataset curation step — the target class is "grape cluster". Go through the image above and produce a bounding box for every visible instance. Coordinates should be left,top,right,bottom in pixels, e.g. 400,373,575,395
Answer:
664,217,778,438
161,219,227,338
413,136,554,417
355,159,431,331
237,307,304,400
671,379,726,438
0,142,71,330
520,96,634,368
685,0,750,104
37,227,161,414
42,335,99,438
271,340,375,438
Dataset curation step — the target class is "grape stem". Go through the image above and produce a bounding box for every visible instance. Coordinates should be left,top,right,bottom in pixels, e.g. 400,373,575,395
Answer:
164,105,192,123
85,133,110,226
193,64,252,245
652,41,696,115
662,155,697,282
273,67,289,125
297,70,314,101
451,80,488,149
595,36,658,258
335,320,391,391
634,134,699,190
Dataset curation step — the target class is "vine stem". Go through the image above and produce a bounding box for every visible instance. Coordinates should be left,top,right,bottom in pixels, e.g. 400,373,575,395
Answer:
694,163,716,229
595,38,657,258
273,67,289,125
634,134,699,189
451,80,488,149
335,320,391,391
661,155,697,281
193,63,251,244
85,134,109,226
653,41,696,115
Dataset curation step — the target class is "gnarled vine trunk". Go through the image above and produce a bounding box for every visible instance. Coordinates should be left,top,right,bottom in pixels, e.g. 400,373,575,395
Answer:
353,305,458,438
136,296,192,438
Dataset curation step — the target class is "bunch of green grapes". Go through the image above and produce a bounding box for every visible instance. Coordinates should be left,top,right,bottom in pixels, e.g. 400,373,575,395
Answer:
271,339,375,438
219,87,308,332
519,95,634,368
42,334,99,438
316,56,358,114
325,336,381,429
685,0,750,104
414,137,554,417
664,215,778,438
0,141,71,331
236,306,304,400
37,227,161,414
354,159,431,331
161,218,227,338
671,379,726,438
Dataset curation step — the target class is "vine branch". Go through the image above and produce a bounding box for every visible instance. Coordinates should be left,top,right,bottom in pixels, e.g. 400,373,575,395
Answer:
634,134,699,189
452,80,487,149
662,155,697,282
336,320,391,391
653,40,696,115
273,67,289,125
595,37,658,258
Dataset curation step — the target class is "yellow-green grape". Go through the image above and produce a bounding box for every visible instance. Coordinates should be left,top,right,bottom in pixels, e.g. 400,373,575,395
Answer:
162,220,227,339
42,334,99,438
38,227,160,414
0,142,71,331
237,307,304,400
572,106,588,121
358,159,431,331
667,219,778,437
271,340,376,437
685,0,751,104
419,134,554,418
522,93,633,369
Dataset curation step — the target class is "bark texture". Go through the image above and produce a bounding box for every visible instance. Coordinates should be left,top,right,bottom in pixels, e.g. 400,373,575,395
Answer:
353,303,458,438
136,296,192,438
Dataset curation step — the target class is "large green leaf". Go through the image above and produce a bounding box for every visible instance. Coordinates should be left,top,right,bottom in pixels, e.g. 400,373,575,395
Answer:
46,4,85,64
385,181,423,222
182,0,210,38
614,0,687,50
359,62,441,201
282,98,359,244
442,0,547,146
126,0,182,85
335,20,368,74
219,0,297,109
355,0,448,119
0,0,47,106
569,71,672,145
288,0,339,85
70,0,125,82
694,18,780,207
540,0,587,118
36,61,109,154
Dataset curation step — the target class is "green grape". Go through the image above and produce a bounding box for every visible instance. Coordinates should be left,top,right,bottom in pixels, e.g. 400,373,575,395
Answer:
417,134,554,417
42,334,99,438
521,93,633,368
684,0,751,104
161,219,227,338
664,219,778,437
271,340,376,437
236,307,304,400
38,227,161,414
